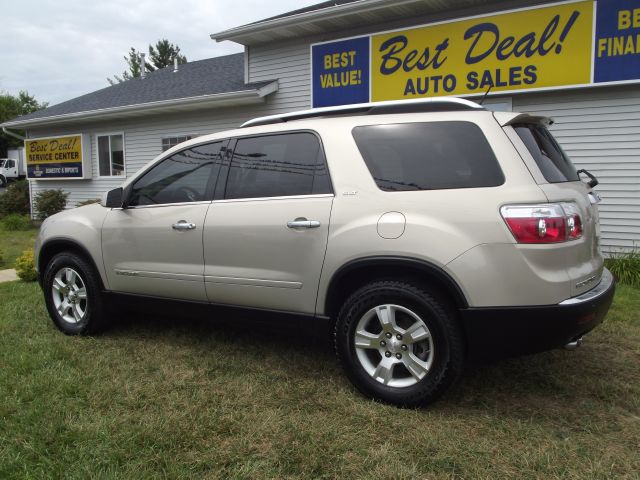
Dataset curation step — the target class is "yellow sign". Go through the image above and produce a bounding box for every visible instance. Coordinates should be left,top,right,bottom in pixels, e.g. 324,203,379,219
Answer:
371,1,594,100
25,135,85,179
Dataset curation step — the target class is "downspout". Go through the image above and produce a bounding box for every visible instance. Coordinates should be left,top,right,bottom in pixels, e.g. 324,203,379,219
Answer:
2,126,25,141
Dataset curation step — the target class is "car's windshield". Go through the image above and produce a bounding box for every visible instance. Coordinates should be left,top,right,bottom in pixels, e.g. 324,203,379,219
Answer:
0,159,5,168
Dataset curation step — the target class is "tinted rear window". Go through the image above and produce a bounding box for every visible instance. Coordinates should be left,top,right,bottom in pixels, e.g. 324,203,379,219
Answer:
514,124,579,183
352,122,504,191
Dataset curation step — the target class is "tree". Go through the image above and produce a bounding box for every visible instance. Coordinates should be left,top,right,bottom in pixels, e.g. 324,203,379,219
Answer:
108,39,187,85
0,91,48,157
149,39,187,70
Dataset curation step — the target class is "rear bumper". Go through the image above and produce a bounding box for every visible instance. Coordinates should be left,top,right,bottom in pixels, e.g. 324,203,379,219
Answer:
460,269,615,360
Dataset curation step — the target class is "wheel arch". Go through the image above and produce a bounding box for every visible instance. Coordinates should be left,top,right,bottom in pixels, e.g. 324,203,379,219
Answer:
323,256,468,319
38,238,107,290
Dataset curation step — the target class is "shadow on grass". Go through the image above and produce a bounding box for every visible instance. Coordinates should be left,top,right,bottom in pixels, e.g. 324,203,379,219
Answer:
105,309,629,418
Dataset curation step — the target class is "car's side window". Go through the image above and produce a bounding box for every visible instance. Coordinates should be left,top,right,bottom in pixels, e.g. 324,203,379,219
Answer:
224,132,331,200
128,141,224,207
353,122,504,191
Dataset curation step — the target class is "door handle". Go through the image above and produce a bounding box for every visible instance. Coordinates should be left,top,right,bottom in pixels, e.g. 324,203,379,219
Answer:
172,220,197,231
287,219,321,229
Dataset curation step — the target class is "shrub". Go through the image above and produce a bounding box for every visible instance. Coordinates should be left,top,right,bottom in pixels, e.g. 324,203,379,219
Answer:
605,249,640,287
1,214,33,231
0,249,4,267
34,189,69,220
76,198,101,207
15,250,37,282
0,180,30,218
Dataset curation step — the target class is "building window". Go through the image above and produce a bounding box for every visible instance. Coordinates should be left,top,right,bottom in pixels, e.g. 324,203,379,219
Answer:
161,136,193,152
97,134,125,176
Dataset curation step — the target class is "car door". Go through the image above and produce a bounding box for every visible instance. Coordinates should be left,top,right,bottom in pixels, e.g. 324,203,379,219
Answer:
203,131,334,314
6,159,16,177
102,140,226,301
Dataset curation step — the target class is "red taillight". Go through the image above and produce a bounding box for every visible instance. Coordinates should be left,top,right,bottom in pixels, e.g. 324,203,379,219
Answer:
500,203,583,244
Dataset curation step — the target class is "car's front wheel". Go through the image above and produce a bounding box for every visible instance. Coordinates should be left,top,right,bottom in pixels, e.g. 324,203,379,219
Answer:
0,175,6,188
334,281,464,407
43,252,109,335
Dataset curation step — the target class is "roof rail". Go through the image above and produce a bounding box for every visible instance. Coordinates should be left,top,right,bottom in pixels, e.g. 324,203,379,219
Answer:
241,97,484,128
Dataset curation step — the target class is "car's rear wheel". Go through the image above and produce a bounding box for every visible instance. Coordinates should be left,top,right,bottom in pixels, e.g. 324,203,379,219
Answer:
43,252,109,335
334,280,464,407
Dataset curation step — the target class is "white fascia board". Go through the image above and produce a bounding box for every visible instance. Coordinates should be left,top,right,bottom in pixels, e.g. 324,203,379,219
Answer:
210,0,421,43
1,82,278,129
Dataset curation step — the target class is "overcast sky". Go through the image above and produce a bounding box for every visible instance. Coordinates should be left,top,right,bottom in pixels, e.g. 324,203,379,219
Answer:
0,0,321,106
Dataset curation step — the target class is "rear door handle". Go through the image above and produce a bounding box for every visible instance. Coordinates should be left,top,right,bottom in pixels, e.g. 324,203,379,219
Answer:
287,219,321,229
172,220,197,231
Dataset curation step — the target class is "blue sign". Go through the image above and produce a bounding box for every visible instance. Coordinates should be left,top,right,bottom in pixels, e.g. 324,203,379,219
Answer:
28,163,83,179
594,0,640,83
312,37,370,107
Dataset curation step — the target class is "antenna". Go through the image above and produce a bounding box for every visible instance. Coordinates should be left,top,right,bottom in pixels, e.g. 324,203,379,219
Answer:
479,85,493,105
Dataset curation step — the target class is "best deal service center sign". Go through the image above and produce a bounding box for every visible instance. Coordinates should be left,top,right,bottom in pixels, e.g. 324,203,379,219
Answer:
25,134,92,180
311,0,640,107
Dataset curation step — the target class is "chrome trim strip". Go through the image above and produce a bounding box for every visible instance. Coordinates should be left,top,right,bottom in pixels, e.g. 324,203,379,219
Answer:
127,201,212,210
559,269,614,306
115,269,203,282
204,275,302,289
213,193,334,204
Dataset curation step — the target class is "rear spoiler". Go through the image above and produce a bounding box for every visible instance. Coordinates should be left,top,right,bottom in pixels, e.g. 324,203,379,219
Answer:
493,112,554,127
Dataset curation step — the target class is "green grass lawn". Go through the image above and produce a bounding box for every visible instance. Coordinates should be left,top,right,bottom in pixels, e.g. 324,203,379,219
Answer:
1,281,638,479
0,227,38,269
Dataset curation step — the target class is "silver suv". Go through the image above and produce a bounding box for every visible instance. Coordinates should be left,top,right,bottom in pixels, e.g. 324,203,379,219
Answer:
35,98,615,407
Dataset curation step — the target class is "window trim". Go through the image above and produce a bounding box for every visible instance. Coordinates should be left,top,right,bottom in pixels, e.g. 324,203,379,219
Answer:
160,134,199,152
96,131,126,178
220,129,334,201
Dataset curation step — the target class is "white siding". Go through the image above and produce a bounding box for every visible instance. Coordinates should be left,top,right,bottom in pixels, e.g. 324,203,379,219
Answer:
248,40,312,113
514,86,640,253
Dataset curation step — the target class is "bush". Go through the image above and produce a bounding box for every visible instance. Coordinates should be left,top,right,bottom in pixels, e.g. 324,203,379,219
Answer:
34,189,69,220
605,249,640,287
0,180,30,218
0,249,4,267
76,198,101,207
15,250,37,282
1,214,33,231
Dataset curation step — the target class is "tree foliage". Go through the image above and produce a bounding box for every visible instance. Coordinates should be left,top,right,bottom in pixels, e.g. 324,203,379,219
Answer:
108,39,187,85
0,91,48,156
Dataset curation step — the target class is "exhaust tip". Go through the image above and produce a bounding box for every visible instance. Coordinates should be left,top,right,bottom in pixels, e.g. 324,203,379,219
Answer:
564,336,584,351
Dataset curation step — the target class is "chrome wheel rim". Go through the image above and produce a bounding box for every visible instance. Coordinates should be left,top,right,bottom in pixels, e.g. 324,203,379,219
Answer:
354,304,434,388
51,267,88,324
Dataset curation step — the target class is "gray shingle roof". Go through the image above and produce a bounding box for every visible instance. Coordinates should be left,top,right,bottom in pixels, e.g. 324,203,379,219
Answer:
8,53,270,124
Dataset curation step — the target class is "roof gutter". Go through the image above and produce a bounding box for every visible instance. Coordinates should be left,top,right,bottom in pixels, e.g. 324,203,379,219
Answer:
210,0,423,43
2,127,26,141
1,81,278,129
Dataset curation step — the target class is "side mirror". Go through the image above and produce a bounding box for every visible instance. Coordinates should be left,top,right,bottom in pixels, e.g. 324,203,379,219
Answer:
104,187,125,208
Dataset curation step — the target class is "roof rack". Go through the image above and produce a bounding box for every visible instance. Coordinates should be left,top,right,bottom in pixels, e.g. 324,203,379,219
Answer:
241,97,484,128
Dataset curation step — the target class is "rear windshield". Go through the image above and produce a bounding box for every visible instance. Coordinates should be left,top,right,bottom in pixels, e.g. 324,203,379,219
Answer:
352,122,504,192
513,124,579,183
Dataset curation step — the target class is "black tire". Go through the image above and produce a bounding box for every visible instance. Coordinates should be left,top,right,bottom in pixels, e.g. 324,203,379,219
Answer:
334,280,464,407
0,175,6,188
43,252,109,335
